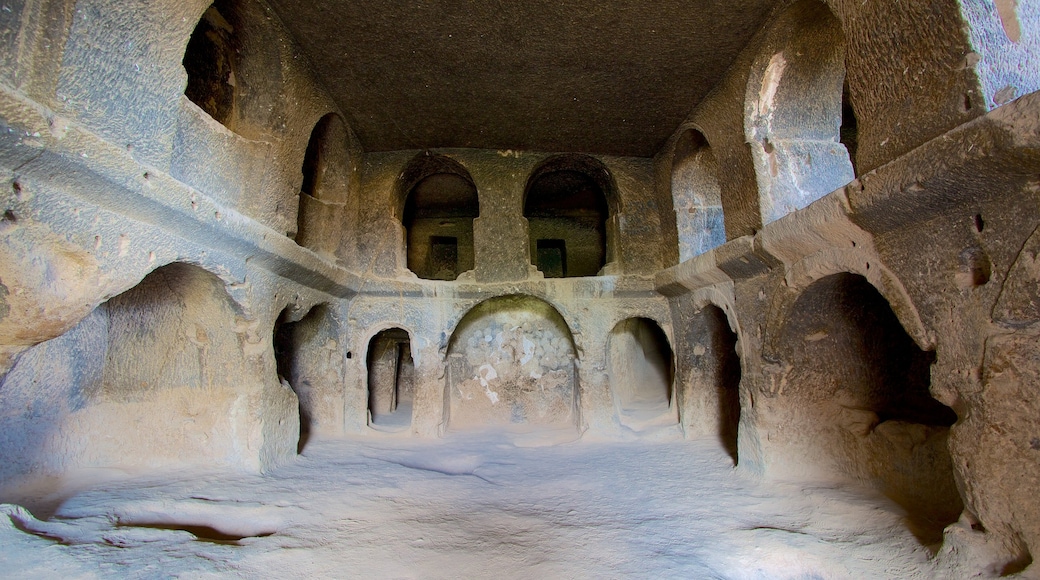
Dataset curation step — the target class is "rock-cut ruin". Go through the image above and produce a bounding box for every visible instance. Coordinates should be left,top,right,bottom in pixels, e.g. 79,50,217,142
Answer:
0,0,1038,577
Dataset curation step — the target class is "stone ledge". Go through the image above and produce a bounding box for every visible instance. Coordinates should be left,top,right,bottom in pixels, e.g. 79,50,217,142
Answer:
0,83,361,298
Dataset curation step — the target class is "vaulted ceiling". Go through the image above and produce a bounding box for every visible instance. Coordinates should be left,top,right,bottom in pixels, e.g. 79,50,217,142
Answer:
271,0,780,157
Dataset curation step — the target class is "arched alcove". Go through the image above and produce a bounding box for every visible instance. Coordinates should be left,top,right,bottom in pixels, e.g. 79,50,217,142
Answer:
399,154,479,280
183,1,239,128
445,295,578,431
366,328,415,431
776,273,960,543
274,304,336,452
683,305,742,462
608,318,675,430
745,0,856,225
296,113,349,246
671,129,726,262
0,263,296,480
524,155,616,278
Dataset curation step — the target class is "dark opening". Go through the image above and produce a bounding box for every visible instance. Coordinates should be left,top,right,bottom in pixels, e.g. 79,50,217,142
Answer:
183,1,237,127
536,239,567,278
274,307,327,453
401,159,479,280
300,115,336,199
781,273,960,543
367,329,414,431
429,236,459,281
704,305,742,463
609,318,676,430
840,81,859,176
525,157,612,278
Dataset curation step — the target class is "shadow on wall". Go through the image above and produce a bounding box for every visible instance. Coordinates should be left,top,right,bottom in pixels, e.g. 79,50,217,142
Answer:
0,263,295,486
608,318,676,432
445,295,579,431
774,272,960,545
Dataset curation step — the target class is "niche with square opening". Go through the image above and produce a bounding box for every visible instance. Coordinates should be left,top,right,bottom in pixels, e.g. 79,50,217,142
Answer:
536,239,567,278
608,318,676,431
366,329,414,431
400,154,479,281
524,155,615,278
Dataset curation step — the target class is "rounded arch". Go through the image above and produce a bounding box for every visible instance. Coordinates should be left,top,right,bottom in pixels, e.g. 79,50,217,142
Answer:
365,326,416,431
444,295,580,431
744,0,856,225
780,249,933,351
523,154,619,278
295,112,350,247
396,152,480,281
607,317,677,430
670,128,726,262
762,271,960,540
180,0,283,136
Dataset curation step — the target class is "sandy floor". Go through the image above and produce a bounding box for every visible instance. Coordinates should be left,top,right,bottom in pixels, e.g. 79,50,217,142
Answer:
0,429,946,579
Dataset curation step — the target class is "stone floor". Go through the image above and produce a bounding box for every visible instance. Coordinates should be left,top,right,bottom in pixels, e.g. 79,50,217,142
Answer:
1,431,945,579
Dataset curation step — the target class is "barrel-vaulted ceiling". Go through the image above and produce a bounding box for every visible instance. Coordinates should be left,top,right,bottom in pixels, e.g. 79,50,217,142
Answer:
271,0,780,157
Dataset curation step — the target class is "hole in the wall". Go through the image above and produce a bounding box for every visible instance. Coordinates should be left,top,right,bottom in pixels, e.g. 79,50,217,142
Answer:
11,181,22,196
429,236,460,280
2,210,16,223
296,114,347,244
367,328,414,431
536,239,567,278
346,351,352,359
962,93,974,113
401,157,479,281
973,214,985,233
957,247,992,288
608,318,676,430
780,273,961,544
524,156,613,277
183,2,238,128
840,81,859,176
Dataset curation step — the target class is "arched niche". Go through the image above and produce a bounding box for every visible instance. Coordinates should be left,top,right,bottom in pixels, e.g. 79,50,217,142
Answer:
608,318,676,430
775,272,960,543
670,129,726,262
0,262,295,479
183,1,239,128
683,304,742,463
445,295,579,431
524,155,617,278
398,153,479,281
366,328,415,431
273,303,336,452
295,113,350,246
744,0,856,225
181,0,283,136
